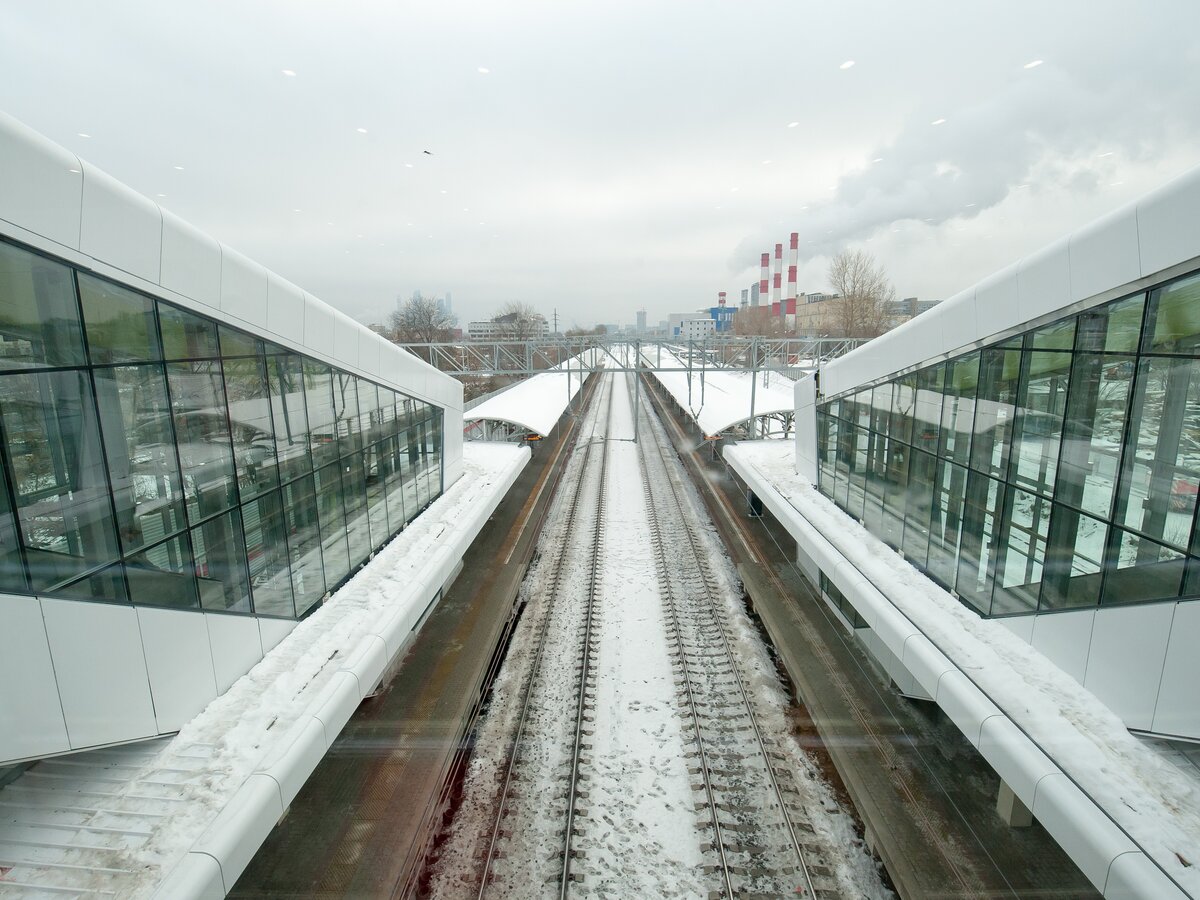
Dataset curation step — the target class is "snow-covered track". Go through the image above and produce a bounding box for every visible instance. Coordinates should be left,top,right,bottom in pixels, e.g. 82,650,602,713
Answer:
634,374,827,899
478,375,614,898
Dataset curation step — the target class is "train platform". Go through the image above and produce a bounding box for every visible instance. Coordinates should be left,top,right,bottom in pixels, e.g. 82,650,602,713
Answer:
725,438,1200,899
0,443,528,900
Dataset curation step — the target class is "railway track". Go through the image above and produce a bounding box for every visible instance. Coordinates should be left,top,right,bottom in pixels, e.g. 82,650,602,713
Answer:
633,372,835,899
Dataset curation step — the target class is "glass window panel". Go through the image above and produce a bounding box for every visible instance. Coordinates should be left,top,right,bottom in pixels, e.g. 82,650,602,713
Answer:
939,353,979,467
870,383,893,440
1145,272,1200,355
402,420,424,522
381,428,408,528
267,354,312,483
357,379,381,447
1103,530,1185,605
970,347,1021,478
426,409,443,500
158,302,219,360
843,422,868,521
927,459,968,590
880,444,908,550
167,361,239,520
912,364,944,453
94,365,186,552
992,488,1049,615
1031,317,1076,351
0,241,86,370
1054,353,1133,519
47,563,127,604
1011,351,1070,496
1075,293,1146,355
314,462,350,587
818,411,839,487
0,462,26,593
219,324,261,358
342,453,371,566
1039,505,1106,610
78,274,160,364
190,508,252,613
955,473,1005,614
125,534,199,609
1,370,121,590
364,444,391,547
901,449,937,567
281,475,326,616
1114,356,1200,551
242,491,295,617
262,339,288,356
334,372,362,458
222,355,280,498
303,360,339,467
890,374,917,445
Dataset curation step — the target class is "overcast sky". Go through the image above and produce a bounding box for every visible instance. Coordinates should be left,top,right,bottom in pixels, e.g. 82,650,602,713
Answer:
3,1,1199,330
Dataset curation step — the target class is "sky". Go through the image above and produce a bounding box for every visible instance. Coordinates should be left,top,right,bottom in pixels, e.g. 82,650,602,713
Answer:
3,0,1199,331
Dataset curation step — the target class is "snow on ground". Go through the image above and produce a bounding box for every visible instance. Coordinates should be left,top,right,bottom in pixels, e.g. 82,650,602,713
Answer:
643,348,794,436
728,438,1200,896
108,442,529,898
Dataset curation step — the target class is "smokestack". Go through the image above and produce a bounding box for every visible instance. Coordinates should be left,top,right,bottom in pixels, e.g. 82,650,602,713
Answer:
718,291,726,307
771,243,783,309
758,252,769,307
787,233,799,303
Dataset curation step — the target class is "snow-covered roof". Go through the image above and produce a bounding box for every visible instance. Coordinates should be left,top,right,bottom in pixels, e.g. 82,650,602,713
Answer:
645,349,795,436
464,353,595,436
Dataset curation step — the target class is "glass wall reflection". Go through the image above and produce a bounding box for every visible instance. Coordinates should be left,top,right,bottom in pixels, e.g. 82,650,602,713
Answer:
817,271,1200,617
0,238,445,619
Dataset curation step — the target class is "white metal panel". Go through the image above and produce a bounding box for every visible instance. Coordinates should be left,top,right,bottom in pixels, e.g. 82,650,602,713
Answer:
1031,773,1138,892
358,330,381,375
993,614,1035,645
308,670,361,739
0,111,83,249
1084,603,1173,732
340,634,387,694
935,670,1002,747
40,598,157,749
151,852,226,900
303,293,337,357
333,313,360,369
0,593,70,763
1030,609,1094,685
191,773,284,893
258,617,296,654
795,375,817,483
977,716,1057,809
901,634,954,699
442,420,464,486
938,288,978,358
265,272,305,345
1104,850,1191,900
1016,236,1072,325
391,346,429,402
1068,207,1142,304
137,607,218,734
873,602,918,663
1152,600,1200,738
219,245,268,330
974,263,1021,344
159,209,222,310
206,613,264,693
1136,165,1200,277
79,161,162,283
256,715,328,808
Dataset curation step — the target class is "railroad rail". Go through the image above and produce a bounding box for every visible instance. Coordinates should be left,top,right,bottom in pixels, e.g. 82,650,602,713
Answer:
633,372,828,898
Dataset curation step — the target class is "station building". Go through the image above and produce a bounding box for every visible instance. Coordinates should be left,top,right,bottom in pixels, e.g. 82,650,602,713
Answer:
792,169,1200,743
0,111,464,769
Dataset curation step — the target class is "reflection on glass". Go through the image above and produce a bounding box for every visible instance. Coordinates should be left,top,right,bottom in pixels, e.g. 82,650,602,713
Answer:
0,463,28,593
1104,530,1185,605
191,509,252,612
1011,351,1070,496
78,274,161,364
1146,272,1200,355
94,365,186,551
315,462,350,586
268,354,312,483
159,302,219,360
1040,505,1106,610
304,360,339,468
282,475,325,616
243,490,294,617
1,370,121,592
223,355,280,498
0,241,86,371
993,488,1048,615
168,361,239,520
342,454,371,566
970,347,1021,478
125,534,198,609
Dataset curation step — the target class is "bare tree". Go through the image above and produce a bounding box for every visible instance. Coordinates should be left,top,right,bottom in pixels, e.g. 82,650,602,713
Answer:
826,249,897,339
389,293,453,343
492,301,545,339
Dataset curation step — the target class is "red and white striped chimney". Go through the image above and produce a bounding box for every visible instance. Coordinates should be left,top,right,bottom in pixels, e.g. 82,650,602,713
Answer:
718,291,726,307
758,252,769,307
772,242,783,309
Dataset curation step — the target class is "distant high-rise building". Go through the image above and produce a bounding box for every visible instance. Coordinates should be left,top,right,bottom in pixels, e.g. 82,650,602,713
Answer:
636,310,647,332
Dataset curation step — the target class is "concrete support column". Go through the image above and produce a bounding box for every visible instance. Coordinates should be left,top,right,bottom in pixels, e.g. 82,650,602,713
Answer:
996,780,1033,827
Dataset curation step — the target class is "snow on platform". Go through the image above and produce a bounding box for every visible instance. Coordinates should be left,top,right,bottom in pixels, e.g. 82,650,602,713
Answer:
464,354,596,437
726,439,1200,900
644,349,794,437
0,443,528,900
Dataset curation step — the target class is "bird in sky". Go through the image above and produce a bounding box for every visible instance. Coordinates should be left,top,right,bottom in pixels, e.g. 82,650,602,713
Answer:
423,150,433,155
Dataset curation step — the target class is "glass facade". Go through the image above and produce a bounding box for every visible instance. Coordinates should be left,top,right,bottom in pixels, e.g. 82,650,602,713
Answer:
816,268,1200,617
0,238,444,619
